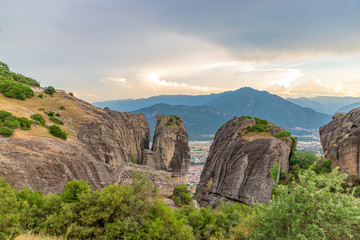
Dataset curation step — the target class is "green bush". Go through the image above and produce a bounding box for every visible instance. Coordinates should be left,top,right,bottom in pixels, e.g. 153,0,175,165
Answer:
170,185,192,207
273,130,291,138
0,61,40,86
69,92,73,97
46,111,54,117
0,80,34,100
16,117,33,130
0,177,20,239
0,126,14,136
0,110,12,121
254,117,268,125
60,180,91,203
251,168,360,239
38,93,43,98
270,162,279,183
30,114,46,126
44,86,56,95
59,106,65,110
55,113,60,117
48,125,67,140
3,119,20,129
49,117,63,125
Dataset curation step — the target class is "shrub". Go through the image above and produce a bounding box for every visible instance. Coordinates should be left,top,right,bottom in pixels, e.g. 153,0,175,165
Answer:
273,130,291,138
69,92,73,97
270,162,279,183
38,108,45,111
132,155,137,164
0,80,34,100
49,117,63,125
0,177,20,239
251,168,360,239
0,126,14,136
104,107,109,110
48,125,67,140
44,86,56,95
46,111,54,117
3,119,20,129
30,114,46,126
60,180,91,203
58,106,65,110
55,113,60,117
0,110,12,121
254,117,267,125
16,117,33,130
38,93,43,98
171,185,192,207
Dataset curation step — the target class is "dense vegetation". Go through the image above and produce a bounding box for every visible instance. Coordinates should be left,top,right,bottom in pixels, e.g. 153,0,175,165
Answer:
0,110,33,137
1,164,360,239
0,61,40,87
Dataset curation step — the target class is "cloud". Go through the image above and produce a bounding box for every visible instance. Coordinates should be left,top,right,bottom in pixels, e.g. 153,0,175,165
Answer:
100,77,129,86
267,79,353,98
142,73,228,92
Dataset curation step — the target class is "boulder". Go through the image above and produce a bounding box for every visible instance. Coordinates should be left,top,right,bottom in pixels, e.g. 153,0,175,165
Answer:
142,115,190,177
320,109,360,176
196,117,293,207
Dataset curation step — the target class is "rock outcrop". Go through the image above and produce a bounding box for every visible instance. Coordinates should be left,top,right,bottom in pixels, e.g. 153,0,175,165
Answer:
196,117,293,207
142,115,190,177
0,91,150,193
319,109,360,176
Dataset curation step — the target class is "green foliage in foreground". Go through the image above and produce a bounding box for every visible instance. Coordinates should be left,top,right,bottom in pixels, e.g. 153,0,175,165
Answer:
0,110,33,136
0,80,34,100
251,168,360,239
170,184,192,207
48,125,67,140
1,168,360,239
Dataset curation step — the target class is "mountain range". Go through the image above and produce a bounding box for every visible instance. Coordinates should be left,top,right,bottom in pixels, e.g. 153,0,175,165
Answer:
94,87,334,140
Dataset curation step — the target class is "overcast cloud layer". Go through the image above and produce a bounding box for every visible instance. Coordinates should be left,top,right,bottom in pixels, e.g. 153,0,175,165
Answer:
1,0,360,102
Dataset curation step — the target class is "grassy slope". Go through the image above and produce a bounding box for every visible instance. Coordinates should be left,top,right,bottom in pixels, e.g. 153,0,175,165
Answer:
0,88,101,142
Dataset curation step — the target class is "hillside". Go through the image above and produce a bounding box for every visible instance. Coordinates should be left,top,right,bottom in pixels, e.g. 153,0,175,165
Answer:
335,102,360,113
288,96,360,114
93,93,226,112
132,88,331,140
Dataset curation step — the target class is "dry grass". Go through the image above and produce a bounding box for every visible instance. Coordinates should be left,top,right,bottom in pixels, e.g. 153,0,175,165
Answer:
15,233,63,240
243,131,275,141
0,90,103,141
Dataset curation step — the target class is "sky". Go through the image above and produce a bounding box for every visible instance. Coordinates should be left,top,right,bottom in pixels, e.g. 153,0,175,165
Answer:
1,0,360,102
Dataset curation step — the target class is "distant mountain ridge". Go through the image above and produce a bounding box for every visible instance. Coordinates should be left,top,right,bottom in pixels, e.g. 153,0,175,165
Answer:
287,96,360,115
94,87,332,140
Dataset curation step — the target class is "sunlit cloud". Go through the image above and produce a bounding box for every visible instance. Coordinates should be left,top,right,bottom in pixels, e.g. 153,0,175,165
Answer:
100,77,129,86
143,73,228,92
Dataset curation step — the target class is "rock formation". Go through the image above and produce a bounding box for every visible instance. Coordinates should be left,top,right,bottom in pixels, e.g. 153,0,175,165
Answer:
0,91,150,193
142,115,191,177
196,117,293,207
320,109,360,176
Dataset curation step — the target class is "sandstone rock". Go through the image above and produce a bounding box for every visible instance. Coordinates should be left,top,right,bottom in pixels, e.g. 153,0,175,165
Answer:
196,117,293,207
0,137,111,194
320,109,360,176
0,92,150,193
142,115,190,177
110,163,175,197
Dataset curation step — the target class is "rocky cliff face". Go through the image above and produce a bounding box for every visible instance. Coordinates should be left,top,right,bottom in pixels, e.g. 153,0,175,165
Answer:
142,115,190,177
196,117,293,206
0,91,150,194
320,109,360,176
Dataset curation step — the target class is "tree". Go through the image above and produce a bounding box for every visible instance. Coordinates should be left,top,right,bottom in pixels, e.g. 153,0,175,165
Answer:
251,168,360,239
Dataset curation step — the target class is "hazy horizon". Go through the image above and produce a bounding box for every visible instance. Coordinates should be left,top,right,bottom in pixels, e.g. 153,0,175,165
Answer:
1,0,360,102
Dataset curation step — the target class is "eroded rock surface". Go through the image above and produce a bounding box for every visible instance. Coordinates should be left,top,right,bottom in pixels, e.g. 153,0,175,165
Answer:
196,117,293,207
0,92,150,193
320,109,360,176
142,115,190,177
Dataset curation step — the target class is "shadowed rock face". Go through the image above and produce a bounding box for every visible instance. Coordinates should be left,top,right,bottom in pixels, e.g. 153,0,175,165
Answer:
142,115,191,177
196,118,292,207
320,109,360,176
